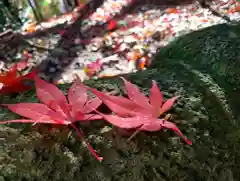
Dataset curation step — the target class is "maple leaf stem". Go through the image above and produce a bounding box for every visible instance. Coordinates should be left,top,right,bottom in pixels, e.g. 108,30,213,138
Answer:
127,128,141,142
69,123,103,162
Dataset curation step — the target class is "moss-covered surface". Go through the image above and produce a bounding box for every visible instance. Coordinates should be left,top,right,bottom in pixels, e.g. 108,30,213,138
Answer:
154,23,240,116
0,23,240,181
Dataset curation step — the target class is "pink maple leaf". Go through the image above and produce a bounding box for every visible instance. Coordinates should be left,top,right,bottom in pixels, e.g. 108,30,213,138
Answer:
0,76,103,161
89,77,192,145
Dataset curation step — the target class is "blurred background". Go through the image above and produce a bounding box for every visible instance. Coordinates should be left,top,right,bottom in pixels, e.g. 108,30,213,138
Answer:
0,0,88,32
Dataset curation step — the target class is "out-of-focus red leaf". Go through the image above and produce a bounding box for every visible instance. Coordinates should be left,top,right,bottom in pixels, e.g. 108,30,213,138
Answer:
24,69,38,79
58,30,66,36
13,61,29,71
0,63,36,95
84,59,102,77
107,20,118,31
87,59,102,70
0,67,18,85
0,80,33,95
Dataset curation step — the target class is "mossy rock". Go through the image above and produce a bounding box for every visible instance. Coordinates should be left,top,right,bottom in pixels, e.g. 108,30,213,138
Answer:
0,23,240,181
154,23,240,115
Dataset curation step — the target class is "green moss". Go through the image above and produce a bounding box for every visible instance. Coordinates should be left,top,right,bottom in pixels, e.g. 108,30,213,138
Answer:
155,23,240,88
153,23,240,119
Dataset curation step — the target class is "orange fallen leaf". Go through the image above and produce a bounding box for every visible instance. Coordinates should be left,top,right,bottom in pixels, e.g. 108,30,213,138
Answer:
167,8,178,14
227,5,240,14
26,23,36,33
200,19,208,22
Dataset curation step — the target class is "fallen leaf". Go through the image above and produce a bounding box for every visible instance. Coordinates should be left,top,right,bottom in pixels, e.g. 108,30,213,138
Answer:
91,77,192,145
1,76,103,161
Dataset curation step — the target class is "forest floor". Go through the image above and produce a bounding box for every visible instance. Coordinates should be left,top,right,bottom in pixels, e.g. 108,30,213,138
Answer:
0,0,239,83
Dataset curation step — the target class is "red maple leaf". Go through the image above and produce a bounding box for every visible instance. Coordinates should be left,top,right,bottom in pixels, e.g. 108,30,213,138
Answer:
106,20,118,31
89,77,192,145
58,30,66,36
84,59,102,77
0,61,37,95
0,76,103,161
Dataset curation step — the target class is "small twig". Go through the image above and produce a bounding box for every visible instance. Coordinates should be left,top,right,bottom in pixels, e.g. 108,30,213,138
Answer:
127,127,142,142
164,114,172,122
